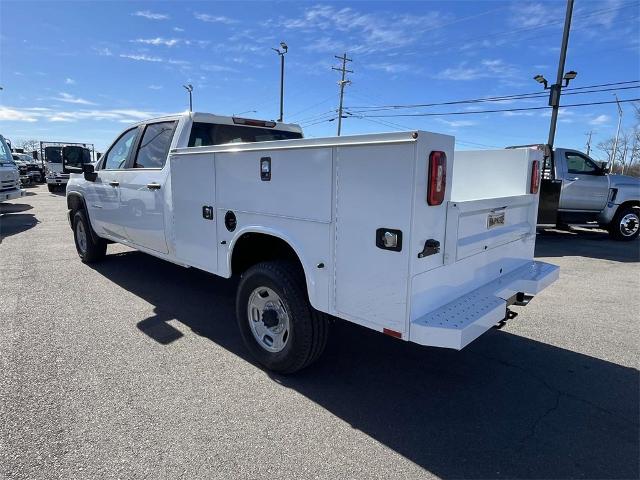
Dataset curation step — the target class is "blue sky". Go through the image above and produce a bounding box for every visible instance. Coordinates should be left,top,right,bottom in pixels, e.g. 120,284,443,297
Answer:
1,0,638,155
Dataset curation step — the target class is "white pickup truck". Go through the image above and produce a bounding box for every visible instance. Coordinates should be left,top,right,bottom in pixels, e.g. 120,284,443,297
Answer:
64,112,558,373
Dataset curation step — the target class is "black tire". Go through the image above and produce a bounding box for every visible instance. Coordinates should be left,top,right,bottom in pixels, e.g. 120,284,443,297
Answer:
47,184,56,193
72,210,107,263
236,260,329,374
608,206,640,241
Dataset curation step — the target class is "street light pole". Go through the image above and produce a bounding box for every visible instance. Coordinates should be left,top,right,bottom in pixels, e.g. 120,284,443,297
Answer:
183,84,193,112
272,42,288,122
547,0,574,149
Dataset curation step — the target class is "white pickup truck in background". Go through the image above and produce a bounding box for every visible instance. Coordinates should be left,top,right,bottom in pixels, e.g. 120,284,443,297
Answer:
64,112,558,373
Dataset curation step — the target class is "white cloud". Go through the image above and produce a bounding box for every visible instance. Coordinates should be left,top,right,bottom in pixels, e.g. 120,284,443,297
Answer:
119,53,189,67
367,63,411,74
0,105,168,124
0,106,38,122
282,5,447,54
201,64,237,72
194,13,237,24
52,92,96,105
437,119,476,128
65,78,76,85
148,85,163,90
589,114,611,125
119,53,163,62
133,37,180,47
132,10,169,20
509,2,560,28
173,27,185,32
95,47,113,56
438,59,518,81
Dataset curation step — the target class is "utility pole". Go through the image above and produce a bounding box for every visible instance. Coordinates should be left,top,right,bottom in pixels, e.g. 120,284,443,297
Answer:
611,93,623,173
332,53,353,136
272,42,288,122
585,130,593,155
547,0,574,148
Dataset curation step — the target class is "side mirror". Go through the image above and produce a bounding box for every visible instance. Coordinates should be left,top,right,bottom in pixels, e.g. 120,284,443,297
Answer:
62,146,86,174
599,161,610,174
82,163,97,182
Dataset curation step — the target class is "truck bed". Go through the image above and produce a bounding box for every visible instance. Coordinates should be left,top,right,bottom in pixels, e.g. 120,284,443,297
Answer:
168,132,556,350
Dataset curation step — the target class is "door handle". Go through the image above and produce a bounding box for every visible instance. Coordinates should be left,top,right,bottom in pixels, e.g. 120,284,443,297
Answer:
566,177,579,181
146,183,161,190
109,181,119,187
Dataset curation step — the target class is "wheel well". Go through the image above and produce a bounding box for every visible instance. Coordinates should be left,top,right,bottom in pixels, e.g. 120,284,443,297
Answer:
231,233,304,276
618,200,640,211
67,193,84,213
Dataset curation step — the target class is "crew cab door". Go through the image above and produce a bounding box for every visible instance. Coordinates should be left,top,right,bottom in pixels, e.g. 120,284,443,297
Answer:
118,121,177,254
557,150,609,211
87,127,140,240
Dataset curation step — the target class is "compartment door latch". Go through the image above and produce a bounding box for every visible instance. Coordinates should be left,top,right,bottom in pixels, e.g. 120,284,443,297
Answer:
418,239,440,258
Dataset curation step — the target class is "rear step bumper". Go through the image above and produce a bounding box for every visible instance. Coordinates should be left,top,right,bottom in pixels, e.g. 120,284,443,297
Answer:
410,261,559,349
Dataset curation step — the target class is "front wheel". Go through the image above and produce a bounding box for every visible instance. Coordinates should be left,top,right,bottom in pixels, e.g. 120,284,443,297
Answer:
608,206,640,241
73,210,107,263
236,260,329,374
47,184,56,193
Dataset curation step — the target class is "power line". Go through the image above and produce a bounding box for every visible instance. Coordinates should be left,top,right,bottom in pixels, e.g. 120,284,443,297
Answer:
345,81,640,112
355,97,640,118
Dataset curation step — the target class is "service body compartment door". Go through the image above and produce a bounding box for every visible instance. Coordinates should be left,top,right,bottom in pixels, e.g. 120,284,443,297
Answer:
170,153,217,273
334,143,414,331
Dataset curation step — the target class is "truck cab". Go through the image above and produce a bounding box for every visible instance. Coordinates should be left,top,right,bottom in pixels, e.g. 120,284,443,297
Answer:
510,145,640,240
0,134,25,202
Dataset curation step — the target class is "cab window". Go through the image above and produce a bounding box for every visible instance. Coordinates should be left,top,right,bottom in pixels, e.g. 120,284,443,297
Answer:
188,122,302,147
103,128,138,170
565,152,600,175
133,121,177,169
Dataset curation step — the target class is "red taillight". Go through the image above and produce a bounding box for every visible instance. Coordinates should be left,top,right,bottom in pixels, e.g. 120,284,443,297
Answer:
427,151,447,205
530,159,540,194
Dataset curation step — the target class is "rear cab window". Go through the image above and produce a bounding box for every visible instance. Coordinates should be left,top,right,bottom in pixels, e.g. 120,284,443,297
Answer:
188,122,302,147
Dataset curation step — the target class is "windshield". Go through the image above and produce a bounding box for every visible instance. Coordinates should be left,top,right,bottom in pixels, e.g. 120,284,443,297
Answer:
45,146,63,163
0,136,15,166
188,122,303,147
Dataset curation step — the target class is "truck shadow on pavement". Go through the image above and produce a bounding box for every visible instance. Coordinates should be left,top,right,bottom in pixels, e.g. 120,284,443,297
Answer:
0,204,38,242
536,228,639,262
92,251,639,480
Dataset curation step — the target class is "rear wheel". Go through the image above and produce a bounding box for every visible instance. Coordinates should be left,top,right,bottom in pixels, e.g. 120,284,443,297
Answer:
73,210,107,263
608,206,640,241
236,260,329,374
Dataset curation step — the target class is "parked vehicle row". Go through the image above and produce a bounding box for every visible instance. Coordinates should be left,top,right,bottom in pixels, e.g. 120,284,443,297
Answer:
63,112,558,373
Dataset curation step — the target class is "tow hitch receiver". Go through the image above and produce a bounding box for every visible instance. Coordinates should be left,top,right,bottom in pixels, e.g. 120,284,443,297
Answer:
494,308,518,329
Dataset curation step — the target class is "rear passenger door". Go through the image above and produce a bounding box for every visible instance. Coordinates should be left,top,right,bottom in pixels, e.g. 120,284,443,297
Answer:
118,121,177,254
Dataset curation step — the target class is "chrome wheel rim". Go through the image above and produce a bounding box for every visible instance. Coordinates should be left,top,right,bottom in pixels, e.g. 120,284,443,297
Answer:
620,213,639,237
76,220,87,254
247,287,290,353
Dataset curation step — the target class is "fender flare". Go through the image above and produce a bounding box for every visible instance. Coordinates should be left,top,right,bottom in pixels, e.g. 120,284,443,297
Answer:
66,192,101,244
226,225,320,310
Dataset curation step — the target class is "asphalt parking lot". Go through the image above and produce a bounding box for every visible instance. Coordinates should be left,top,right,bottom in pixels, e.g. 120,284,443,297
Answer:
1,184,638,480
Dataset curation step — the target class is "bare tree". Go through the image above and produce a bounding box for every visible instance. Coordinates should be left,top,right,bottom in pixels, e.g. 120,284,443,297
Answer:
595,102,640,177
15,139,40,155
